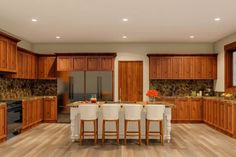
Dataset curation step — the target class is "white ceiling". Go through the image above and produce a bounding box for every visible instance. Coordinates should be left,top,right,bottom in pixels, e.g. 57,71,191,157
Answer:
0,0,236,43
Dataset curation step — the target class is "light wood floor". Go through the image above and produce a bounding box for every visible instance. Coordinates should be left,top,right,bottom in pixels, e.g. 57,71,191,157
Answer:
0,123,236,157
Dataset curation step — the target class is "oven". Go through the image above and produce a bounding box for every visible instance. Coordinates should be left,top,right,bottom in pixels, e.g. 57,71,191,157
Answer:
7,100,22,139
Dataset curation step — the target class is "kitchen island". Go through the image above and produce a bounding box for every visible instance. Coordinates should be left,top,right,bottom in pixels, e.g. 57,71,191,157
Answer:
68,102,174,143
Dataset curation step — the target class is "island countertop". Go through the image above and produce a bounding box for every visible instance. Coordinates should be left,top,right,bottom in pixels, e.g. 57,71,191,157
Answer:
67,101,175,108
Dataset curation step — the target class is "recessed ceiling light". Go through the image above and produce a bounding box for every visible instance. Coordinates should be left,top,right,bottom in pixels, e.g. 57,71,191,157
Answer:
122,35,127,39
56,36,61,39
214,18,221,21
122,18,128,22
31,19,38,22
189,35,195,39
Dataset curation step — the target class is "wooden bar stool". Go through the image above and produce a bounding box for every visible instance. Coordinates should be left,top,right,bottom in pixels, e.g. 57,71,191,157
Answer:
79,104,98,145
145,105,165,145
123,104,143,145
101,104,121,145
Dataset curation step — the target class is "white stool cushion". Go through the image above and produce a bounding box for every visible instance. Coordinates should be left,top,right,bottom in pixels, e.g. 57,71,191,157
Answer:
123,104,143,120
79,104,98,120
101,104,121,120
145,105,165,120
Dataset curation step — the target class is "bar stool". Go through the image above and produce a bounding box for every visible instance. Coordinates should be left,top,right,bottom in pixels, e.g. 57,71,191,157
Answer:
123,104,143,145
145,105,165,145
79,104,98,145
101,104,121,144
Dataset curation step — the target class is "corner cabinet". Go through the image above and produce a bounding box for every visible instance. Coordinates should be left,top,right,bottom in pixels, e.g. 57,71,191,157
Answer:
38,56,57,79
0,33,19,73
203,98,236,137
0,104,7,142
148,54,217,80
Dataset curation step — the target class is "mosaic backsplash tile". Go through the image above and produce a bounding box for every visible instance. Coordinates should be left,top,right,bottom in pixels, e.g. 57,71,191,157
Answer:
0,77,57,99
150,80,214,96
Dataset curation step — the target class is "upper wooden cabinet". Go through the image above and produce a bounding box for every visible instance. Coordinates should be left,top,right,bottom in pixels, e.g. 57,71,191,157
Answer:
87,56,100,70
57,56,73,71
148,54,217,80
73,56,87,70
8,47,37,79
0,33,20,73
38,56,57,79
56,53,116,71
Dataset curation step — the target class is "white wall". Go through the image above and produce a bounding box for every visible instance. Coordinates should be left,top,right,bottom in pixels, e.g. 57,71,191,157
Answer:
0,28,33,51
33,42,213,101
214,32,236,92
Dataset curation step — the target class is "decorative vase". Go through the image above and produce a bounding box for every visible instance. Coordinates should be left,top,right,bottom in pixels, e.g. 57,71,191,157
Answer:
149,97,155,102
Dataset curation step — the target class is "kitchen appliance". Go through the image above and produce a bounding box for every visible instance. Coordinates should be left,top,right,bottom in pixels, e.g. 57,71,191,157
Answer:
204,88,214,96
57,71,113,123
7,100,22,139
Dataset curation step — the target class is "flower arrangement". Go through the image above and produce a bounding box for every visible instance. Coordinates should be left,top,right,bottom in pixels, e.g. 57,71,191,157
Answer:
146,89,158,98
146,89,159,102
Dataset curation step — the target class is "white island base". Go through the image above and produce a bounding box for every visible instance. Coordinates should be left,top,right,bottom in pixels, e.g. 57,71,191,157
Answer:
70,106,172,143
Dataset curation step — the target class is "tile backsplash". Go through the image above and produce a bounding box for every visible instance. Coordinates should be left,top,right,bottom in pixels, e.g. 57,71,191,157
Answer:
150,80,214,96
0,77,57,99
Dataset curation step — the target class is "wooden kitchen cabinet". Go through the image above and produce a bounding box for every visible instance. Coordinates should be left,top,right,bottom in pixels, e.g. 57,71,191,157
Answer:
43,97,57,122
171,57,182,79
176,98,190,121
0,33,19,73
203,99,236,137
22,98,44,130
73,56,87,70
0,104,7,142
38,56,57,79
9,48,38,79
57,54,116,71
57,56,73,71
160,57,172,79
148,54,217,80
189,98,203,121
87,56,100,71
100,56,114,71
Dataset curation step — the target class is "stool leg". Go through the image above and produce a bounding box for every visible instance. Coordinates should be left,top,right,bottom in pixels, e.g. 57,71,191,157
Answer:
94,120,97,144
124,120,127,145
138,120,141,145
102,120,105,145
146,120,150,145
80,120,84,145
116,120,119,145
160,120,164,145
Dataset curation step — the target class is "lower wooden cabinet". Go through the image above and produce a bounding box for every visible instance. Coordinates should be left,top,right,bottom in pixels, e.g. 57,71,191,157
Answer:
176,98,190,121
189,99,203,121
203,99,236,137
0,104,7,142
22,97,57,130
22,98,44,130
163,98,203,122
43,97,57,122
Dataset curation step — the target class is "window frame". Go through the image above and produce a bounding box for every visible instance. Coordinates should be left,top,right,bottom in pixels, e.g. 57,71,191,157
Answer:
224,42,236,92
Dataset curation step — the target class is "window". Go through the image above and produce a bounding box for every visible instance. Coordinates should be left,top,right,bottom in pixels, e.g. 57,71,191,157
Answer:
224,42,236,92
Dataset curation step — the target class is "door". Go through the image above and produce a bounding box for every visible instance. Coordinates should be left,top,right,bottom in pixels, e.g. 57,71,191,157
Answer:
118,61,143,101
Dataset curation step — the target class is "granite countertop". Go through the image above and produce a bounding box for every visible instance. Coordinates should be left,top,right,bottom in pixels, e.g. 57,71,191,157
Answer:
161,96,236,104
67,101,175,108
0,102,7,107
0,96,57,102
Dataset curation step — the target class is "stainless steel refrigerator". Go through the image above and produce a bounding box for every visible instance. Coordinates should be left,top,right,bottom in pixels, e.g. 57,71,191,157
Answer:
57,71,113,104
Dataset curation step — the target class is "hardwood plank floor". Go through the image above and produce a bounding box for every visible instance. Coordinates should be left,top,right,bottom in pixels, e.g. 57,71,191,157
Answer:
0,123,236,157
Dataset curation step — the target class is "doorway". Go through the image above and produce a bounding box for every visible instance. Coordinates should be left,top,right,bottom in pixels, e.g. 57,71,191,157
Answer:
118,61,143,102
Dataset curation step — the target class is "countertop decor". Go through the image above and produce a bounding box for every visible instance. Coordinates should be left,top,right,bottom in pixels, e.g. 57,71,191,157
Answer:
146,89,159,102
